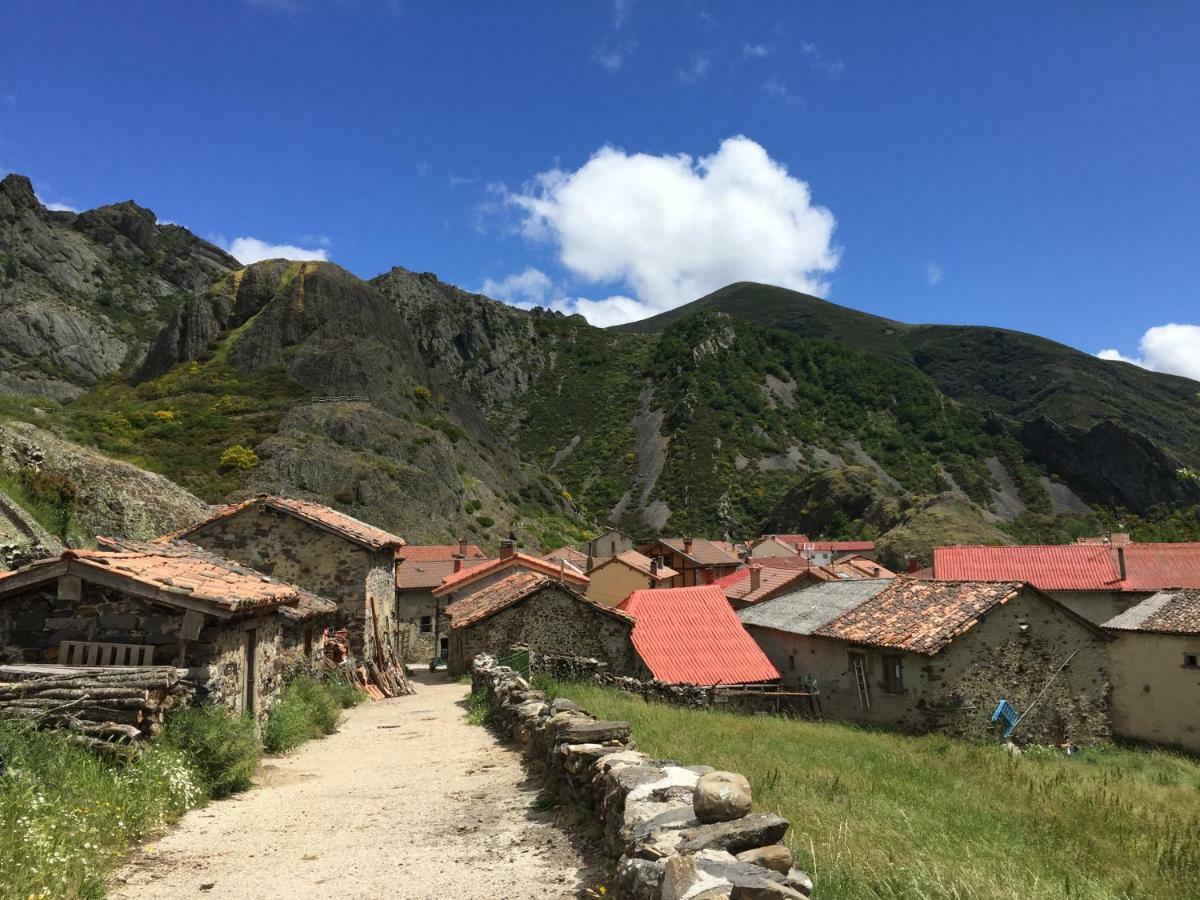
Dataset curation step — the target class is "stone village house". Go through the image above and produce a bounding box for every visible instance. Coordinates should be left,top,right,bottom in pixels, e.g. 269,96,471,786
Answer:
394,540,489,664
432,544,590,611
740,577,1110,744
165,495,404,663
445,571,639,677
1104,589,1200,754
0,540,335,720
636,538,741,589
584,527,636,561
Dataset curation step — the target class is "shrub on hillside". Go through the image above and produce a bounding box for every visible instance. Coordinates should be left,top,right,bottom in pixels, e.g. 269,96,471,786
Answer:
218,444,260,471
160,707,260,799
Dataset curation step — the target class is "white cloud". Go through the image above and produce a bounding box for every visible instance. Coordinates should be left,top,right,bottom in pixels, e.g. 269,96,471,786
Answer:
1097,323,1200,381
448,174,476,189
42,200,79,213
594,0,635,70
742,42,773,58
481,267,553,305
762,78,802,105
544,295,645,328
503,135,839,326
224,236,330,265
677,51,713,83
800,41,845,77
925,261,943,285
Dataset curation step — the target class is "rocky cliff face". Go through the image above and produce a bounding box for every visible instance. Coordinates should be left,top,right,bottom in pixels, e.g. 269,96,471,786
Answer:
0,174,237,400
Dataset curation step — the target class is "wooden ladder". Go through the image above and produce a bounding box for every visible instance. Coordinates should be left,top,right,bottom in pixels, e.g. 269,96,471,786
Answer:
852,655,871,709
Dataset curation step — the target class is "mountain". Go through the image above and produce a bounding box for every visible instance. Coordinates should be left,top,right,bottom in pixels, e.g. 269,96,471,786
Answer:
1,175,1198,565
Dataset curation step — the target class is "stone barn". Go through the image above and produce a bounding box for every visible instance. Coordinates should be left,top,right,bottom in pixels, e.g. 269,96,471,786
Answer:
744,577,1110,744
166,495,404,663
433,544,589,609
394,541,489,665
0,541,335,720
445,571,637,677
1104,590,1200,753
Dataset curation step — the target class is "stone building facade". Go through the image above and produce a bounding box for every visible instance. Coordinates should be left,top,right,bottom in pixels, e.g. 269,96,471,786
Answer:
174,496,403,662
743,579,1111,744
446,572,638,677
0,545,334,721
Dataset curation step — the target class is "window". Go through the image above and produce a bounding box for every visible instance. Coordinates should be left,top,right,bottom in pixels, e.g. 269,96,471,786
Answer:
882,654,904,694
419,615,433,635
788,654,796,671
1184,653,1199,670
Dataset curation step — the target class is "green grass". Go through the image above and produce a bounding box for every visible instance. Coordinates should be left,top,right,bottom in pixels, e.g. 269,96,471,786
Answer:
0,720,205,899
159,707,261,799
262,675,365,754
540,680,1200,900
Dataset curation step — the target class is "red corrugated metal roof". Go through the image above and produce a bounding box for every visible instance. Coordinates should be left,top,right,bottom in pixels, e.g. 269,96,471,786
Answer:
932,545,1121,591
618,586,779,686
1120,544,1200,590
933,543,1200,592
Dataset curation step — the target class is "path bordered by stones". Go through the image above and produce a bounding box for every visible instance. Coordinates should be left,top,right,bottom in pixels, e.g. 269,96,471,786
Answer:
110,676,597,900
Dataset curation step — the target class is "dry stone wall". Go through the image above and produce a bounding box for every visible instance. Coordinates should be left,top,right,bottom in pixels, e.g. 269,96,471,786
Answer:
473,654,814,900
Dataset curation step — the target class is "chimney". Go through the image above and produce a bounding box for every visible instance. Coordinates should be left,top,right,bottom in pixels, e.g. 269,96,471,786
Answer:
458,536,468,557
872,566,881,577
558,559,565,584
1117,546,1127,580
586,554,594,573
750,565,762,592
453,557,464,573
499,539,515,559
683,537,694,554
908,558,919,574
650,558,660,578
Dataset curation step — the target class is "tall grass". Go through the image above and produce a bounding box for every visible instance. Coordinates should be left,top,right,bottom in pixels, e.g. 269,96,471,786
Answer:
543,680,1200,900
0,720,204,899
262,675,365,754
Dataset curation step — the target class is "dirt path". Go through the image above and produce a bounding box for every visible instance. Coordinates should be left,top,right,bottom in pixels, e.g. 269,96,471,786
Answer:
111,675,598,899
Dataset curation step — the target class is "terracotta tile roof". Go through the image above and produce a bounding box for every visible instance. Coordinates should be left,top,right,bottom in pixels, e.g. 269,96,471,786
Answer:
932,545,1120,591
398,543,486,562
96,536,336,620
740,579,895,635
815,577,1025,655
0,544,298,614
592,550,677,581
542,546,590,567
754,555,833,575
830,555,896,580
166,495,405,551
763,533,811,546
649,538,741,566
618,586,780,686
446,571,632,630
717,566,812,605
710,540,746,558
1104,589,1200,635
814,540,877,553
432,552,588,596
396,557,492,590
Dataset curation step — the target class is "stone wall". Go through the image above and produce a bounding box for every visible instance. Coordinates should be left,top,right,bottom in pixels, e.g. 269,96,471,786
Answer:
1108,631,1200,754
186,504,397,660
396,588,440,664
472,654,814,900
449,584,639,676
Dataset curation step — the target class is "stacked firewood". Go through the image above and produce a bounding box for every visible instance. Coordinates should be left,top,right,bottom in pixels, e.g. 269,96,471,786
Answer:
0,666,192,757
322,625,415,700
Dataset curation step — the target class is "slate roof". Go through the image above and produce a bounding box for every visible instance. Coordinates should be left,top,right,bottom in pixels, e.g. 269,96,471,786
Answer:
738,578,894,635
618,586,779,685
432,552,589,596
399,543,486,562
717,566,812,605
166,495,405,551
650,538,741,566
591,550,677,581
814,578,1026,655
1104,589,1200,635
96,536,337,620
446,571,632,630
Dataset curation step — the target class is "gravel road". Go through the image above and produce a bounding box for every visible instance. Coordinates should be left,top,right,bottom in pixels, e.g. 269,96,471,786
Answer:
110,675,598,899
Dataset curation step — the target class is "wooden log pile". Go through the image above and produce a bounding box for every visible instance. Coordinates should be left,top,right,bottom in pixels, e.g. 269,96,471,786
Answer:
0,665,192,757
322,624,415,700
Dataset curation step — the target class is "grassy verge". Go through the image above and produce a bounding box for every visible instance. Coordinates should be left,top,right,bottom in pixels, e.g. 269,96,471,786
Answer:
541,680,1200,900
263,675,366,754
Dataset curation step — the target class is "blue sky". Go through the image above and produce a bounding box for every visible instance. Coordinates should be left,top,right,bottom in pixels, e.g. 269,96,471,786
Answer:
2,1,1198,375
